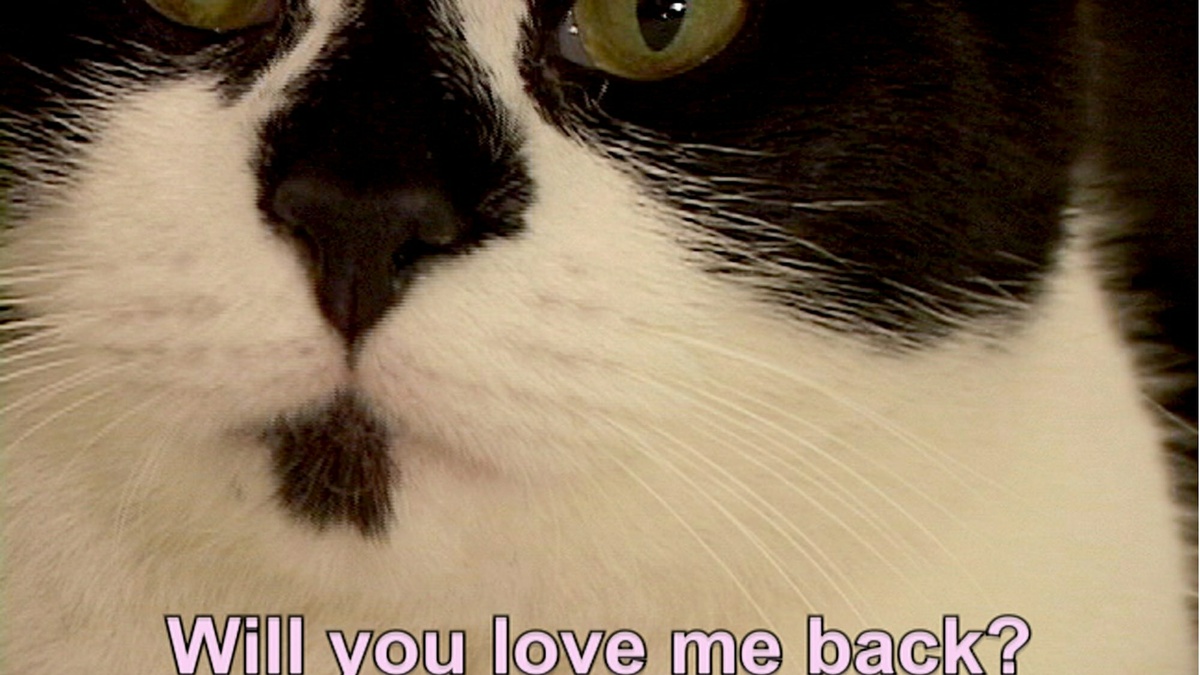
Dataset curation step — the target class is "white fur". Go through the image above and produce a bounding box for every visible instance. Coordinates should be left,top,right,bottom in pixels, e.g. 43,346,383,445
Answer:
2,1,1191,673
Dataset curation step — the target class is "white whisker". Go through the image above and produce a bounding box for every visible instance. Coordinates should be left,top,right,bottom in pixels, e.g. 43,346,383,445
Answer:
624,367,929,586
113,392,197,543
1,360,133,418
635,329,997,599
3,378,128,452
648,327,1014,498
635,416,870,624
599,414,778,630
0,339,75,365
0,355,84,385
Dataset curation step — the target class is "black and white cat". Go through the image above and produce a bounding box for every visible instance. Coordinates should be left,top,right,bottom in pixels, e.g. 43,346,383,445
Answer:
1,0,1194,673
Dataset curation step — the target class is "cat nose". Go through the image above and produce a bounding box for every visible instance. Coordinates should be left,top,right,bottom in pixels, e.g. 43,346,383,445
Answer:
269,173,465,347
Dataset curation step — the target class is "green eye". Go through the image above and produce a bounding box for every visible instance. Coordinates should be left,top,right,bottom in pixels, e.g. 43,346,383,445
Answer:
144,0,278,31
567,0,748,81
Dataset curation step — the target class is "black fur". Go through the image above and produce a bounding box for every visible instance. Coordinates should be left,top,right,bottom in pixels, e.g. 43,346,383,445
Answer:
255,0,533,348
0,0,310,206
262,390,395,535
521,0,1076,342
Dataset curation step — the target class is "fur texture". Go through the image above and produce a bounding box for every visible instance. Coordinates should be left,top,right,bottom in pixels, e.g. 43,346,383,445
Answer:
2,0,1194,673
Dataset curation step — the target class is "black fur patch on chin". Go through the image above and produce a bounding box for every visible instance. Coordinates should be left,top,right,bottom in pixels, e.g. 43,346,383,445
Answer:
262,391,395,536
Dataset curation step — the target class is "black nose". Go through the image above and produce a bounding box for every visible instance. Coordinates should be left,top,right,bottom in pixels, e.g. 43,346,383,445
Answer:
269,173,465,346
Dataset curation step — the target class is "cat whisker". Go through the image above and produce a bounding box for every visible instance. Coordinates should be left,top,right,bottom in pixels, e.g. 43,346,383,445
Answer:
0,355,84,385
630,411,871,624
0,339,75,366
78,46,174,81
599,414,778,630
628,368,930,576
0,262,92,275
5,57,93,96
1142,394,1199,435
0,305,167,338
957,275,1033,308
0,312,98,332
2,377,129,454
695,374,993,568
0,269,91,284
0,294,80,306
701,249,839,280
0,328,67,353
0,317,56,333
7,52,145,102
665,328,1011,494
635,328,1004,598
672,141,777,158
0,360,134,419
684,209,855,267
112,394,207,544
878,278,990,329
785,200,889,213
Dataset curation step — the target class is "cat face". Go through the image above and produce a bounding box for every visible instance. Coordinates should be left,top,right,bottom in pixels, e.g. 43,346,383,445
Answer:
2,2,1192,672
1,0,1075,520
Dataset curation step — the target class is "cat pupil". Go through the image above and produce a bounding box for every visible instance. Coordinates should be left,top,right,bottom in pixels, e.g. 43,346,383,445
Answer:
637,0,688,52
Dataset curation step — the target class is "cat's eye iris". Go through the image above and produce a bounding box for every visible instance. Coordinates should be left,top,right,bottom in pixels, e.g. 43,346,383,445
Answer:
143,0,278,31
561,0,748,81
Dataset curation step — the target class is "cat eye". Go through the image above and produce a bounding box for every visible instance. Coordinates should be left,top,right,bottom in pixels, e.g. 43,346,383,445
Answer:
143,0,279,31
558,0,748,81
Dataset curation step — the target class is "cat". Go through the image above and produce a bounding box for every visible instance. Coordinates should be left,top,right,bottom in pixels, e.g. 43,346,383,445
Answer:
1,0,1194,673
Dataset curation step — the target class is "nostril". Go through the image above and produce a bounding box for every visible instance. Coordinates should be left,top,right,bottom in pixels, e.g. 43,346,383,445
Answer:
270,178,301,226
265,171,468,347
386,188,463,248
271,174,337,230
